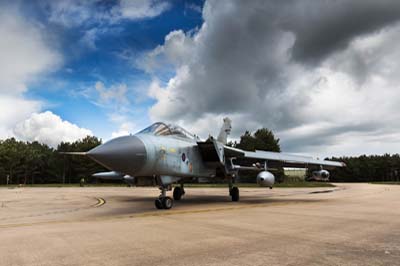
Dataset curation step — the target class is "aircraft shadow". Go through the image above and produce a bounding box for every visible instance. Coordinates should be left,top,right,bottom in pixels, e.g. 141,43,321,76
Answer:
94,195,325,217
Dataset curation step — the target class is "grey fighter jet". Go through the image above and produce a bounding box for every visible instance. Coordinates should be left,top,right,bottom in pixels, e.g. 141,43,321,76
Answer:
64,118,345,209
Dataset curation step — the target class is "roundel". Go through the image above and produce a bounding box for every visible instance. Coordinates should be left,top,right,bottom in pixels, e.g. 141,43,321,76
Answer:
181,153,186,162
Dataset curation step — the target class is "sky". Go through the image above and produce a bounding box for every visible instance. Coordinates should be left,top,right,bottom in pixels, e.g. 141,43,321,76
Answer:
1,0,400,158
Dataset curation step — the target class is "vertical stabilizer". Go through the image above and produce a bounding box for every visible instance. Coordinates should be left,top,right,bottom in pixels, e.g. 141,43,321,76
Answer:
217,117,232,144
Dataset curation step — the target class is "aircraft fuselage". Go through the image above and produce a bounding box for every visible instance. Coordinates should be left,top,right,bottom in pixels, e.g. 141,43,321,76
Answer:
136,134,215,178
88,134,215,181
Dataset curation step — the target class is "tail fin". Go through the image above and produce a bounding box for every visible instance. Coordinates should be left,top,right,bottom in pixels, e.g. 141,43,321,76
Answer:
217,117,232,144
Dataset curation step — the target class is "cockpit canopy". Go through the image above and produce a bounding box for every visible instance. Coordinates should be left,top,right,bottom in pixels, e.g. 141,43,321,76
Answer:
137,122,197,140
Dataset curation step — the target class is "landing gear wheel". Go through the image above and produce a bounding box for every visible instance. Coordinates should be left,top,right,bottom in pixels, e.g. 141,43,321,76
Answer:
173,187,183,200
155,198,163,209
162,197,173,209
231,187,239,202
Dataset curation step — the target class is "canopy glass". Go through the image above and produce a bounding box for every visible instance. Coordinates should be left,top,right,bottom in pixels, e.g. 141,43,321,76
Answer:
137,122,196,139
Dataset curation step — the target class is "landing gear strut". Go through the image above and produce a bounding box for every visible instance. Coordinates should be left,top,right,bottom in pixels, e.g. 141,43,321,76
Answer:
155,186,173,209
230,187,239,201
173,184,185,200
229,179,239,202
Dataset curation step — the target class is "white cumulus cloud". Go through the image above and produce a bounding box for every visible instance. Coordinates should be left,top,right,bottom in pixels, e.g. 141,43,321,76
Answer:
0,6,61,95
0,4,62,140
139,30,195,73
14,111,93,148
113,0,170,21
0,96,42,139
111,122,136,138
95,81,129,105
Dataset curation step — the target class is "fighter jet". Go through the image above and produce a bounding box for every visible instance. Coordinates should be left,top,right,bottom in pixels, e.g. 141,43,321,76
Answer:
64,118,345,209
305,169,331,182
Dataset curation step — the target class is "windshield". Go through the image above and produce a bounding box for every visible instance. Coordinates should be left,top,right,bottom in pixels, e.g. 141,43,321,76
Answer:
137,122,196,140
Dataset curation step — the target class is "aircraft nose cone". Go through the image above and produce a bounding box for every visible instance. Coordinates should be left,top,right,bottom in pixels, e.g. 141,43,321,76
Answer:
88,135,146,175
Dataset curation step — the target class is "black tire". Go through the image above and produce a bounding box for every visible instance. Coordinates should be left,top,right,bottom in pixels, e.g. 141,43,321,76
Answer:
231,187,239,202
173,187,183,200
155,198,163,209
162,197,173,209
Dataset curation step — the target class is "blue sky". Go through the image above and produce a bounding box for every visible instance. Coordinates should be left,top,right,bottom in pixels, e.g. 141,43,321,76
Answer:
16,0,204,140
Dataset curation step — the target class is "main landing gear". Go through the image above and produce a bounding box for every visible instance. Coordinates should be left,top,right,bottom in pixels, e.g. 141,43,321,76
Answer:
229,179,239,202
230,187,239,201
173,185,185,200
155,186,173,209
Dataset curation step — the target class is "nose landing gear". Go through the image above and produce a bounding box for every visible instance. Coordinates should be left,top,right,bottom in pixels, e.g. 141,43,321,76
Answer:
155,196,173,209
155,185,173,209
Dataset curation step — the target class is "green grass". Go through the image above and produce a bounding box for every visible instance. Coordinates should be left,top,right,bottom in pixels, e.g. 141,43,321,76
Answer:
176,183,259,188
370,182,400,185
0,183,128,188
176,182,334,188
0,181,334,188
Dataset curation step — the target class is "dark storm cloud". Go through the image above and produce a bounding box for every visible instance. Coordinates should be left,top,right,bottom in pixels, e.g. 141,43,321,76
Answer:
280,123,382,152
148,0,302,127
146,0,400,155
285,0,400,64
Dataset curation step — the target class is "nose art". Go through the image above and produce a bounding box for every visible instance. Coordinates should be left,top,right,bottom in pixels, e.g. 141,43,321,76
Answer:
87,135,146,174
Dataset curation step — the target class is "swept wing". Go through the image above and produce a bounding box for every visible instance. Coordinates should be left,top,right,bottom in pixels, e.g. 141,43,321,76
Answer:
224,146,345,169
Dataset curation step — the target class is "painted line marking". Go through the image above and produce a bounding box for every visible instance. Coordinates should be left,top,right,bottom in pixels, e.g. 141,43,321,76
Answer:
93,197,106,208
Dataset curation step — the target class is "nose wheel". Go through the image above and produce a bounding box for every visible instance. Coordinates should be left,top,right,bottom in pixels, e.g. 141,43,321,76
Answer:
155,197,173,209
155,185,174,209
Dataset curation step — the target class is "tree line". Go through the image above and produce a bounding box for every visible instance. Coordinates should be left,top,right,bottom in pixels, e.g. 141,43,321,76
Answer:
328,154,400,182
0,136,106,185
0,129,399,184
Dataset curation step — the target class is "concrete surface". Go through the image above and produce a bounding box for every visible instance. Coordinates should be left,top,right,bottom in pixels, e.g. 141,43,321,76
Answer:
0,183,399,266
